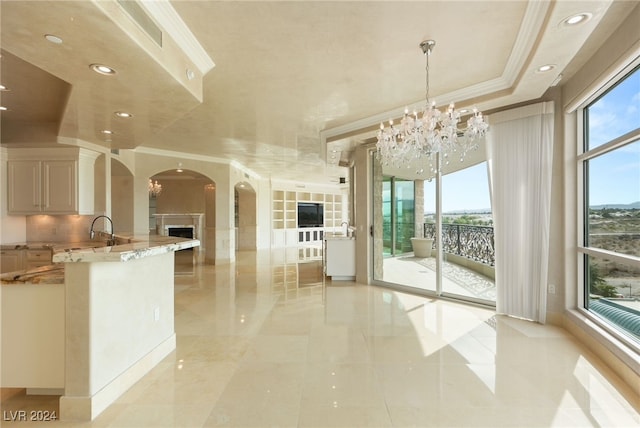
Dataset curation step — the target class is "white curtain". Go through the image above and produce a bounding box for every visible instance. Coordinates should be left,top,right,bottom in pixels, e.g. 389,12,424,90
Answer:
486,102,554,323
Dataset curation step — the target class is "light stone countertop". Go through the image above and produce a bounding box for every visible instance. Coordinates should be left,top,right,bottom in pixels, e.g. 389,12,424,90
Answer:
1,234,199,285
1,264,65,284
324,234,355,240
52,234,199,263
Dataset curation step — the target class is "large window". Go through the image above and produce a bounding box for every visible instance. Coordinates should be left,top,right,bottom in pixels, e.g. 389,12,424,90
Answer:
580,65,640,343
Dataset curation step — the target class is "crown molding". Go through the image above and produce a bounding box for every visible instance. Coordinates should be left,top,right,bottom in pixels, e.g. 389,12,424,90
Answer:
140,0,215,75
321,0,551,143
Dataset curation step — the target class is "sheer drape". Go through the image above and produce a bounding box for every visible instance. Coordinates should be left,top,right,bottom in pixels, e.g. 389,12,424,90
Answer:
486,102,554,323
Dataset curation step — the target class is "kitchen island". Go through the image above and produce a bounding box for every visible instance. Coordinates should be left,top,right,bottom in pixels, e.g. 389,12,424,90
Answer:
1,234,199,421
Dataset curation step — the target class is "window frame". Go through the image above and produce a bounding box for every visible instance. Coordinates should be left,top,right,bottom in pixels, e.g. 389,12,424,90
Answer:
576,62,640,349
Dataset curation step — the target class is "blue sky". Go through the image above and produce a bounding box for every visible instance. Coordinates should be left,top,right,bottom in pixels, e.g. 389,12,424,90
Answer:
424,162,491,213
424,66,639,212
587,67,640,206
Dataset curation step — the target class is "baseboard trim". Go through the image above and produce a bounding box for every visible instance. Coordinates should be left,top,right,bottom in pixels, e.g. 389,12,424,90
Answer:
59,334,176,421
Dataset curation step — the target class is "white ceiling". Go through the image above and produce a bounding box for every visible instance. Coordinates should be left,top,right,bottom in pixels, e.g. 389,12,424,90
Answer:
0,0,635,185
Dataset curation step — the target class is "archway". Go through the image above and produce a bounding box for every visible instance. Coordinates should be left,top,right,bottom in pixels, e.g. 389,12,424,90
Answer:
149,169,216,264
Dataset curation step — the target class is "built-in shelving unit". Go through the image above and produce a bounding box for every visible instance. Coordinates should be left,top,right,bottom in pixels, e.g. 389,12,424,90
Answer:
272,190,298,231
271,189,345,248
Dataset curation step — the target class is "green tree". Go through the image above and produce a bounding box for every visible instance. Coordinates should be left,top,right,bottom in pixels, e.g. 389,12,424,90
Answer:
589,263,619,297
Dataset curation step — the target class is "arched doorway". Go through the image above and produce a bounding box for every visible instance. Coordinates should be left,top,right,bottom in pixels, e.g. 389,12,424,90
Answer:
149,169,216,264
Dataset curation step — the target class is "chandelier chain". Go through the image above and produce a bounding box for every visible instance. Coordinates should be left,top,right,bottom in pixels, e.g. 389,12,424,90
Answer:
425,46,430,107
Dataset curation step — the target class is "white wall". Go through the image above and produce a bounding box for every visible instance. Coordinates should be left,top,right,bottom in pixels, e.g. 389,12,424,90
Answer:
61,252,175,419
155,177,210,214
111,175,134,234
256,179,272,250
236,186,257,250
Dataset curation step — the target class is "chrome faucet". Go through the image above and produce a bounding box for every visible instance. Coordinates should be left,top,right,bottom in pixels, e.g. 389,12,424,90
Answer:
90,215,116,246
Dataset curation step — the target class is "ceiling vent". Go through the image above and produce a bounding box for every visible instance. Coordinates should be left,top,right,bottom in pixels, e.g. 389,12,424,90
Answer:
117,0,163,47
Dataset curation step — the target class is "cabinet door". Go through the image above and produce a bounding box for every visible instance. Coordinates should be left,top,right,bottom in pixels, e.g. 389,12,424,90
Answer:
42,160,77,213
7,160,42,213
0,250,24,273
25,249,52,270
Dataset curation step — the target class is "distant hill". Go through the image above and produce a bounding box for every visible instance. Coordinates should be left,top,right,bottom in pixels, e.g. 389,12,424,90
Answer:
424,203,640,213
590,201,640,210
424,209,492,215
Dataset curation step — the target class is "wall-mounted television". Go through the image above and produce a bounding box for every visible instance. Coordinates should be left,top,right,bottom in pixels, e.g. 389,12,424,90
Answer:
298,202,324,228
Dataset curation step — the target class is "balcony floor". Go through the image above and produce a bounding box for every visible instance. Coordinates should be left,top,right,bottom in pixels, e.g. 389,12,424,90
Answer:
382,254,496,302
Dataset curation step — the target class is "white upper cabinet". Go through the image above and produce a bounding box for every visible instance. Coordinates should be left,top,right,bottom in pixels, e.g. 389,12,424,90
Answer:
6,148,100,215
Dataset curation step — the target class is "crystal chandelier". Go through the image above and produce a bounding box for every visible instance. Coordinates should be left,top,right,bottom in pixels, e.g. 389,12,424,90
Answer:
148,179,162,196
376,40,488,173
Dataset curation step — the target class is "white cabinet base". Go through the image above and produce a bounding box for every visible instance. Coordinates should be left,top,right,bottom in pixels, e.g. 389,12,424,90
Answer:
325,238,356,280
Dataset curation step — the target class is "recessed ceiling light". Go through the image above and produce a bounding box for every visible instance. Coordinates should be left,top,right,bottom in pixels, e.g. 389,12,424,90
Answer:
186,68,195,80
0,106,7,111
101,129,114,134
90,64,117,75
561,13,592,27
0,84,7,91
459,108,470,114
44,34,63,44
114,111,133,118
537,64,555,73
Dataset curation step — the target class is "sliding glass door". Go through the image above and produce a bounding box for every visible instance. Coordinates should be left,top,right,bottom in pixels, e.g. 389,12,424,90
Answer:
374,165,422,288
371,150,495,306
440,162,495,303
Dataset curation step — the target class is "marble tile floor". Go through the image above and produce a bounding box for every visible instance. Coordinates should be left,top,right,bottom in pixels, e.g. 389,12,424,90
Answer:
1,250,639,427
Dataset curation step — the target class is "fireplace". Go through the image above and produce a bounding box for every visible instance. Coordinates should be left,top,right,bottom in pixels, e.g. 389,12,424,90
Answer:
167,227,194,239
154,214,203,239
168,226,195,251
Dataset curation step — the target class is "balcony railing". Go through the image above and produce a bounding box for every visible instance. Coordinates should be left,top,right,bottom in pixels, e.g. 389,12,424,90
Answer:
424,223,495,267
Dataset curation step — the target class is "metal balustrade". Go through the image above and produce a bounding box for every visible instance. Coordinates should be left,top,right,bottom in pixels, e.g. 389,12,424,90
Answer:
424,223,495,267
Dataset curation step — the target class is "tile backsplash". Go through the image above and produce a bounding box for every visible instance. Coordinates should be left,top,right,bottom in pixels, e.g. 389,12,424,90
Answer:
26,215,103,243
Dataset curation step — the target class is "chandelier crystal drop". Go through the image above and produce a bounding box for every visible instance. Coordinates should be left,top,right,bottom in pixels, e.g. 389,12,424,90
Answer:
376,40,488,173
148,179,162,196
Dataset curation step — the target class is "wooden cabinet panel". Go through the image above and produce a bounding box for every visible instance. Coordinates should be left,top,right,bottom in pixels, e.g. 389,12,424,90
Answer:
1,250,24,273
25,249,53,270
7,160,41,213
6,148,97,215
42,160,77,213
